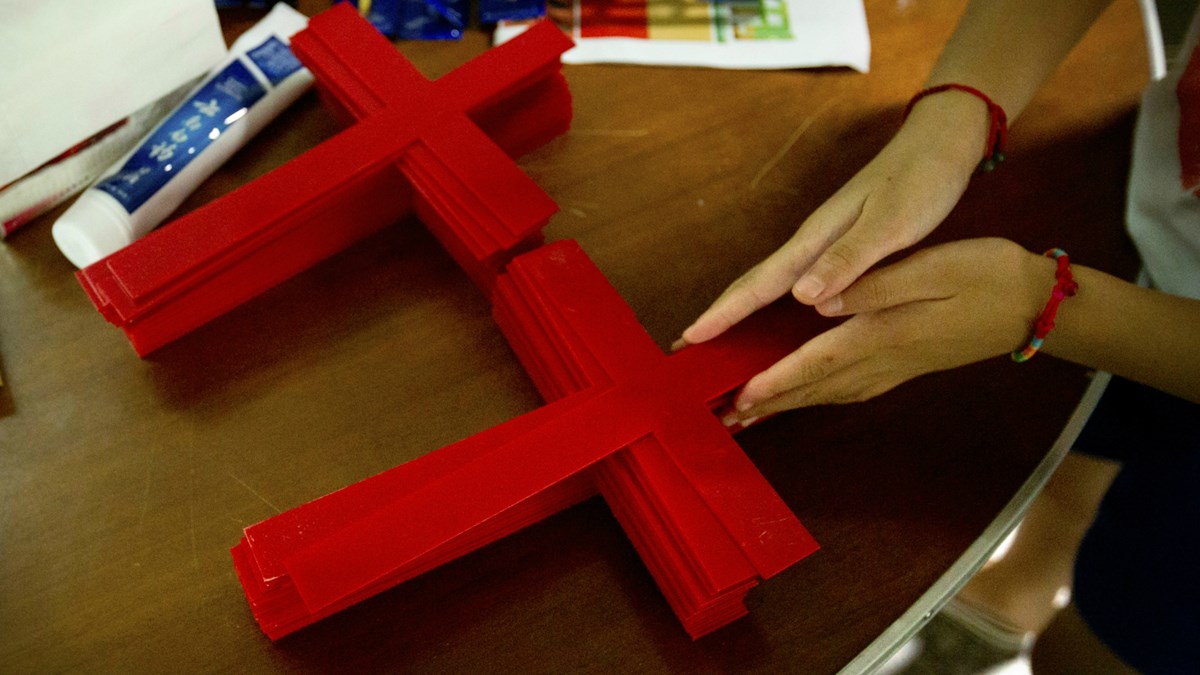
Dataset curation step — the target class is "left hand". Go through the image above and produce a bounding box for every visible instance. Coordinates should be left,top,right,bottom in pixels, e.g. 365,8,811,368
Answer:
730,238,1054,418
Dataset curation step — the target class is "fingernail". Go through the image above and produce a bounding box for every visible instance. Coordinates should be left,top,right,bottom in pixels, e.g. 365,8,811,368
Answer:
722,412,759,428
670,337,687,352
793,276,825,303
817,295,842,315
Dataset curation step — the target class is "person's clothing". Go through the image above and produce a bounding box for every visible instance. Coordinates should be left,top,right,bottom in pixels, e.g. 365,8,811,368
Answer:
1126,6,1200,300
1071,377,1200,673
1070,5,1200,671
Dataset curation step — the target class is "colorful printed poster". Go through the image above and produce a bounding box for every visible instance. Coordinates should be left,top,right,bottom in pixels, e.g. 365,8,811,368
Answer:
495,0,869,71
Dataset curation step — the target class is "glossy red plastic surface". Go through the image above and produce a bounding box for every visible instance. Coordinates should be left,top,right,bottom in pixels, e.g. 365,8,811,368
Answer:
232,241,819,640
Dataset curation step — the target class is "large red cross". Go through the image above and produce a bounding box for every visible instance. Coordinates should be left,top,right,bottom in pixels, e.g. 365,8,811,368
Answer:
77,5,572,355
232,240,821,640
74,4,823,640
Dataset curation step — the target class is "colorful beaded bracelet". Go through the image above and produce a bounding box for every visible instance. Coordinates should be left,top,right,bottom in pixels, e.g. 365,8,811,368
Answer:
1012,248,1078,363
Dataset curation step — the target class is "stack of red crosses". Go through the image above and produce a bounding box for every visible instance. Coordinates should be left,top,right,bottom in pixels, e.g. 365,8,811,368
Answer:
75,4,822,641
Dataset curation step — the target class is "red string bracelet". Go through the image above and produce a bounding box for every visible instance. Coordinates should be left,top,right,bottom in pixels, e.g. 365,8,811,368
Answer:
1012,248,1078,363
904,83,1008,172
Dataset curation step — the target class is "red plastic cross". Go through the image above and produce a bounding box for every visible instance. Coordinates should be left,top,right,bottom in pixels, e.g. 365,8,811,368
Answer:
77,6,572,355
233,241,821,640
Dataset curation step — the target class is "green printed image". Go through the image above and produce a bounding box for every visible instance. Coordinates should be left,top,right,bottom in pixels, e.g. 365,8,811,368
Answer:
729,0,792,40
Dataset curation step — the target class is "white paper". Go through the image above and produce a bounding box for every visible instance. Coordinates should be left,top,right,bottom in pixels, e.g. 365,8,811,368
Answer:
0,0,226,187
495,0,869,72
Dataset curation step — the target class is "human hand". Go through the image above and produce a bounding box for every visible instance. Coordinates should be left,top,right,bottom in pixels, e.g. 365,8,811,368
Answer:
679,93,991,349
727,238,1054,418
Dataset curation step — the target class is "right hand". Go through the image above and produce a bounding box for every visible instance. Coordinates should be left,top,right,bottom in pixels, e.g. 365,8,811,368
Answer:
730,238,1053,417
679,91,991,347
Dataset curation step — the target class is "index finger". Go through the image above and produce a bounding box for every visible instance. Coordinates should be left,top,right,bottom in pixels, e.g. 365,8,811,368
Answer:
681,189,867,345
736,320,868,411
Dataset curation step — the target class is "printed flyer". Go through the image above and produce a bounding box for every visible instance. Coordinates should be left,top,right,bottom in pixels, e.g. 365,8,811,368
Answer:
495,0,869,71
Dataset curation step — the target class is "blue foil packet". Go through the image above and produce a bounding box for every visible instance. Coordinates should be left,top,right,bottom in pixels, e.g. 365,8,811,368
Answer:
347,0,469,40
478,0,545,25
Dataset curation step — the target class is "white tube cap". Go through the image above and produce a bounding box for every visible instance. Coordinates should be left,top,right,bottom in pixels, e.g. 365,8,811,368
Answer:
52,189,137,268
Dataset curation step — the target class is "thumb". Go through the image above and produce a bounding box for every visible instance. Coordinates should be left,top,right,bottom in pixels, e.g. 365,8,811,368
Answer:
791,227,904,305
814,248,951,316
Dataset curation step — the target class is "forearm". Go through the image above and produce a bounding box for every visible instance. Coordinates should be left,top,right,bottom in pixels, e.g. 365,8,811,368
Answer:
921,1,1197,396
1043,265,1200,404
927,0,1118,121
897,0,1118,178
680,0,1129,348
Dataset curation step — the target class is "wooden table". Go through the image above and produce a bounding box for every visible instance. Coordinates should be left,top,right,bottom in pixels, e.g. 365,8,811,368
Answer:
0,1,1148,672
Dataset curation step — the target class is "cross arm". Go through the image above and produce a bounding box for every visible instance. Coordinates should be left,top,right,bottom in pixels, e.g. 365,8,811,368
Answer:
290,2,430,121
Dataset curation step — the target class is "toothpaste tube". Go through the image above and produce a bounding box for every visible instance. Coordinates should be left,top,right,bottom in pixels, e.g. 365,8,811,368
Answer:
52,3,312,268
1,80,196,239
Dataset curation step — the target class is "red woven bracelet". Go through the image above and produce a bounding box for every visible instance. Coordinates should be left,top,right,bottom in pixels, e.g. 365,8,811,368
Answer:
1012,248,1078,363
904,83,1008,172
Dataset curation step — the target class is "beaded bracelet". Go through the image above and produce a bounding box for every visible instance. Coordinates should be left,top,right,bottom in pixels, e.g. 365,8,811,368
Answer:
904,83,1008,172
1012,248,1078,363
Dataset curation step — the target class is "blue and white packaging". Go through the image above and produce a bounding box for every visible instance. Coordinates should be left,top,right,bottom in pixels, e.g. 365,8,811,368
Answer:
53,3,313,269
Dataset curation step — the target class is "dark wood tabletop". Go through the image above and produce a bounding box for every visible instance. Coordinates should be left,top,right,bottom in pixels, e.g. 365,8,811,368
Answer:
0,1,1148,672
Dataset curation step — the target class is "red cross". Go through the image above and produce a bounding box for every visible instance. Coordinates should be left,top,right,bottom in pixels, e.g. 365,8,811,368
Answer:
232,240,821,640
76,6,572,356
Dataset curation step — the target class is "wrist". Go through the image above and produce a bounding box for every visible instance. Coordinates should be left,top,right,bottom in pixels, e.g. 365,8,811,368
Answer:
898,88,997,177
1012,248,1076,361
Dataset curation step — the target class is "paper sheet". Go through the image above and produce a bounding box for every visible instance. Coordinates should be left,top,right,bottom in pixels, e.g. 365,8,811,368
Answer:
0,0,226,187
495,0,870,71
